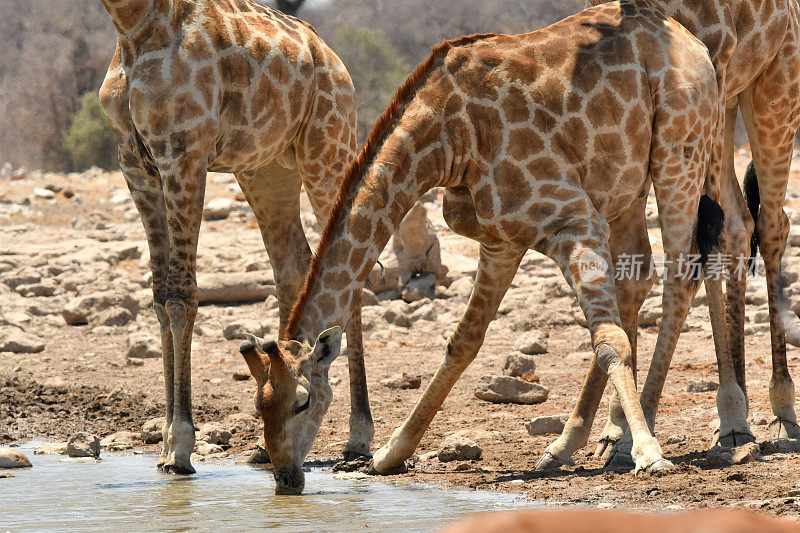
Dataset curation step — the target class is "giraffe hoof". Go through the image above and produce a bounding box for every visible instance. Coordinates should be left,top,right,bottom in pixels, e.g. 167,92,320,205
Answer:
342,448,372,462
367,459,408,476
603,449,635,472
714,428,756,449
594,437,619,462
162,454,196,475
768,418,800,440
534,451,574,471
635,458,674,476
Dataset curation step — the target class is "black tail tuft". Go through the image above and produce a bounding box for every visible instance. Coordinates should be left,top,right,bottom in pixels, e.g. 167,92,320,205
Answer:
697,194,725,267
743,161,760,273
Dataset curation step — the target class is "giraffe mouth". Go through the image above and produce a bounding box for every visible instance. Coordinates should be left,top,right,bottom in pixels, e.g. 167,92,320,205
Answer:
273,466,305,495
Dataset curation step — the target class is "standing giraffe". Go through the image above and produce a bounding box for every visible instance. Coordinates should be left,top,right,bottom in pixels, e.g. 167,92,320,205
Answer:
98,0,374,474
583,0,800,464
238,2,725,493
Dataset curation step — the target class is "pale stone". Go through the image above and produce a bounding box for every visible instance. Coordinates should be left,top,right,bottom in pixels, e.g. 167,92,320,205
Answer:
67,432,100,458
197,422,232,446
474,375,549,404
142,417,165,444
525,415,568,436
0,448,32,468
437,434,482,462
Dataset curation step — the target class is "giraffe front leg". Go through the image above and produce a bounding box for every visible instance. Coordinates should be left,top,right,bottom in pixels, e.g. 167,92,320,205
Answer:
159,156,207,475
343,301,375,460
371,242,525,474
595,199,653,463
117,146,175,471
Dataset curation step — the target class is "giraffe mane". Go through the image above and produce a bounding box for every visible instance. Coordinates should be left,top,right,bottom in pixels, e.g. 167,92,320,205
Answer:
284,32,497,340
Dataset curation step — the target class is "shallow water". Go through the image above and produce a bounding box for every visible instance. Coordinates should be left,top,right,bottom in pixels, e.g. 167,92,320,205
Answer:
1,446,536,532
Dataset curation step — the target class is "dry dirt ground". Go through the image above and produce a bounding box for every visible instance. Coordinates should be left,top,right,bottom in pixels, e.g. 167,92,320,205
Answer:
4,150,800,518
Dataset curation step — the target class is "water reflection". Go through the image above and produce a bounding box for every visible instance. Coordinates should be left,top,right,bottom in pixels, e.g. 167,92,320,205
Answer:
2,446,535,532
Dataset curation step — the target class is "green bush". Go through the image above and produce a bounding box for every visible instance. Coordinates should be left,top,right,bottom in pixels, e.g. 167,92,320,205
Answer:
63,92,118,171
331,25,410,141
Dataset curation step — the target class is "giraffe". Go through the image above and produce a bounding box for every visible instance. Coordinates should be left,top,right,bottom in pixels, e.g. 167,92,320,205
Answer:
238,1,725,493
583,0,800,464
97,0,375,474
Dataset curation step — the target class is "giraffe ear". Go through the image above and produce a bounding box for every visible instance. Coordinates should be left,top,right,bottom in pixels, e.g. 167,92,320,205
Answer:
311,326,342,368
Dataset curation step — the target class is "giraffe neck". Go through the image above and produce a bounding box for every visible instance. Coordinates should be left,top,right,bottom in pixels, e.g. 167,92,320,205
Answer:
292,103,448,341
99,0,167,44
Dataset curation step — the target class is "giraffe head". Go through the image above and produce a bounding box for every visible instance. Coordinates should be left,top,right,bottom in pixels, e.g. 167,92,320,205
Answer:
239,327,342,494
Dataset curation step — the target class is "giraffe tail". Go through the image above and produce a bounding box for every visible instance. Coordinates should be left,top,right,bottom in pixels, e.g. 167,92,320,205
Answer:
742,161,760,273
696,194,725,267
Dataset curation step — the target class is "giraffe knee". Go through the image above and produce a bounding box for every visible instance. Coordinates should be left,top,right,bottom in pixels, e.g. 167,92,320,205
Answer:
593,325,631,374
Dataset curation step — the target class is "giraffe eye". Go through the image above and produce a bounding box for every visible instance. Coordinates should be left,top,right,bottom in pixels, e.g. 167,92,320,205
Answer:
294,395,310,415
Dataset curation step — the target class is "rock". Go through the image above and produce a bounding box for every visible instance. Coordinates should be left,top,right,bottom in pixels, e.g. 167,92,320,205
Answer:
100,431,140,450
127,333,161,359
248,436,271,464
67,432,100,458
525,415,568,436
504,353,537,378
382,302,410,327
223,319,267,341
362,289,379,306
197,422,231,445
638,298,662,327
222,413,258,435
0,162,12,180
393,203,448,281
0,472,14,478
232,371,251,381
402,273,436,302
194,442,224,456
93,307,133,327
409,302,437,322
62,290,138,325
197,271,275,303
753,311,771,324
380,373,422,390
474,375,549,404
33,188,55,199
203,198,235,220
687,379,719,393
15,278,58,297
445,276,474,299
0,448,32,468
0,327,45,353
34,442,68,455
731,442,761,465
142,417,165,444
437,434,482,462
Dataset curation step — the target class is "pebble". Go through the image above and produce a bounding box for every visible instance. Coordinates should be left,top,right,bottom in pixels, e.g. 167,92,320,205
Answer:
504,353,537,377
197,422,232,446
33,188,55,199
525,415,568,436
731,442,761,465
100,431,140,450
232,371,251,381
474,374,549,404
0,448,32,468
0,327,46,353
203,198,234,221
142,417,166,444
438,434,482,462
67,432,100,458
223,319,266,341
34,442,67,455
379,373,422,390
127,333,161,359
514,330,548,355
687,379,719,393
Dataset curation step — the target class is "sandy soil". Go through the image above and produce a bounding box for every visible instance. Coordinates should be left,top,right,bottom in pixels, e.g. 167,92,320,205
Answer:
4,149,800,518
